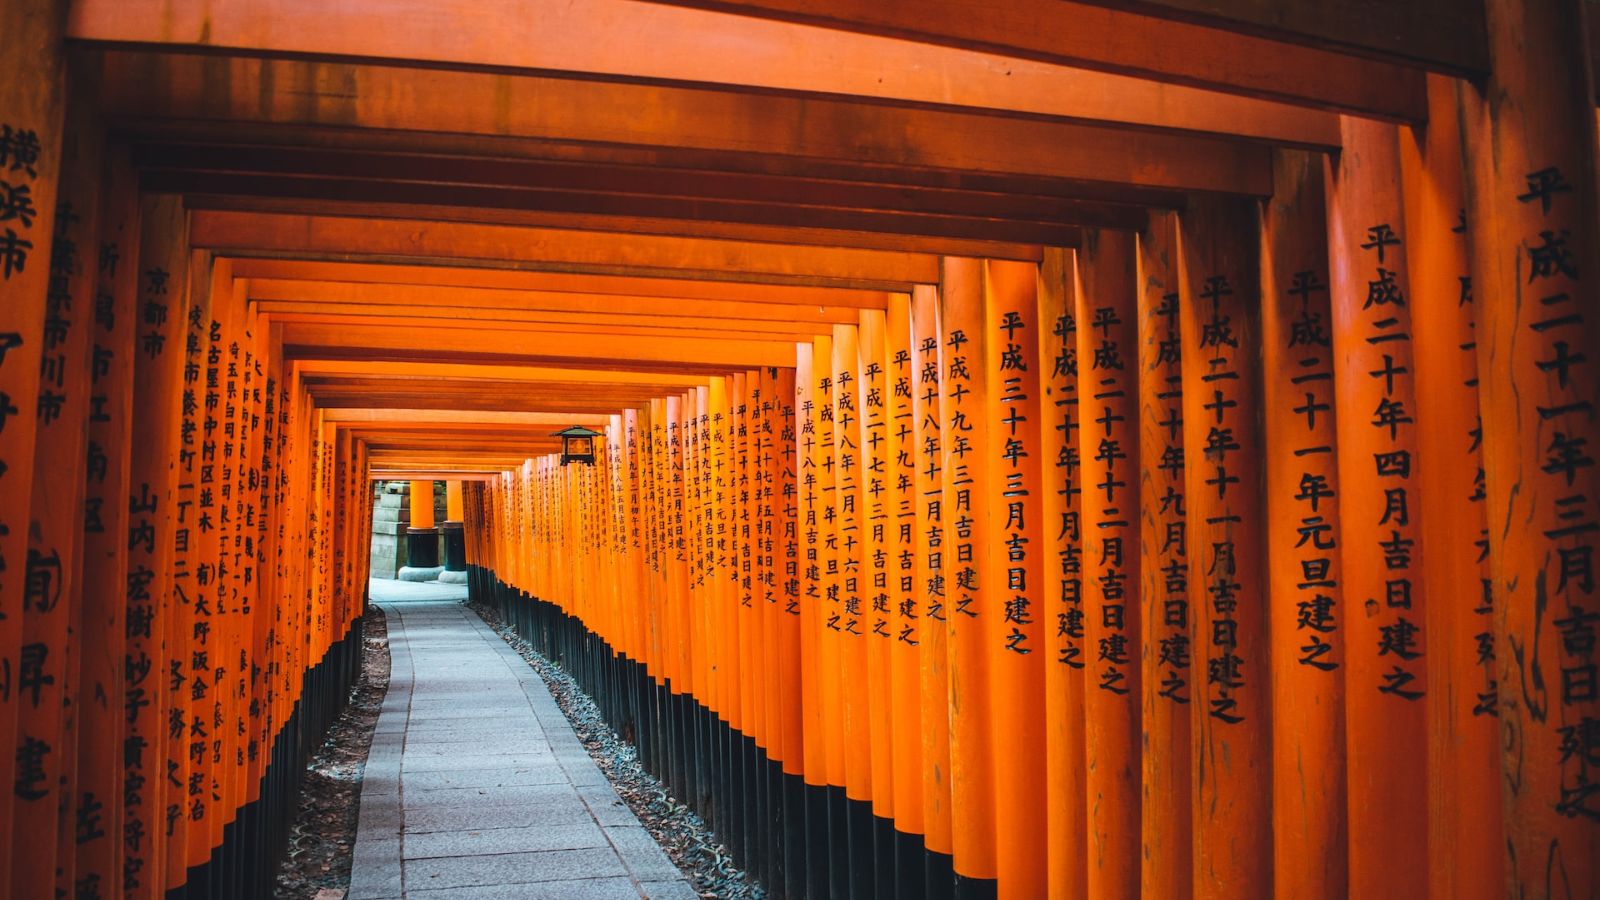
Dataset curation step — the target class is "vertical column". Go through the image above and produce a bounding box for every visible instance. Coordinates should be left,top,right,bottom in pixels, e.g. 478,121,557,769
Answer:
1178,196,1271,900
1326,117,1428,900
0,0,67,857
1076,231,1141,900
122,196,189,900
16,96,103,900
1136,213,1191,899
1401,74,1501,899
403,479,439,577
1261,149,1347,898
941,258,997,896
910,285,954,892
885,293,925,887
1463,0,1600,882
984,259,1046,900
858,308,897,889
75,144,140,899
1039,249,1087,900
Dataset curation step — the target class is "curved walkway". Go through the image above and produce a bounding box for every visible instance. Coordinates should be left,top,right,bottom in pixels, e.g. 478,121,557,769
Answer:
349,579,697,900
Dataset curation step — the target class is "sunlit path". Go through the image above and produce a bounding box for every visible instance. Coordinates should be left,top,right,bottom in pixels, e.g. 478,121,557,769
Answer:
350,585,696,900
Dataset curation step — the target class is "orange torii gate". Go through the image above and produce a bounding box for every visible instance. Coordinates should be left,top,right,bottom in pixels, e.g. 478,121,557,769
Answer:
2,0,1599,898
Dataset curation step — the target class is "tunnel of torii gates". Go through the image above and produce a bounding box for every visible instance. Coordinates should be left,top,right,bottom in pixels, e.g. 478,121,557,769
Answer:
1,0,1599,899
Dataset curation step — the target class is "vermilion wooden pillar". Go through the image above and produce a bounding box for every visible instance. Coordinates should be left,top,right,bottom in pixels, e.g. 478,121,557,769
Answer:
122,195,189,900
983,258,1045,900
1259,149,1347,899
15,89,103,900
1401,74,1503,900
1038,248,1087,900
940,257,997,896
1326,117,1428,900
75,143,140,900
910,284,955,888
1462,0,1600,887
1075,231,1141,900
1177,197,1271,900
1135,213,1191,900
0,0,68,862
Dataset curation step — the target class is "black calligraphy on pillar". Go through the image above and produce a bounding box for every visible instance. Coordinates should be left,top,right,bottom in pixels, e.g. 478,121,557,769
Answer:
998,310,1033,655
1286,270,1341,674
1359,225,1425,703
1052,311,1083,669
1152,293,1189,702
1517,166,1600,821
946,328,978,623
1198,275,1247,724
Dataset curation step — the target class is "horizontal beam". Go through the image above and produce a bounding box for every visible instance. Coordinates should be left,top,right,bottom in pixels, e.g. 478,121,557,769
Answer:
251,280,863,325
259,306,834,337
67,0,1338,145
1066,0,1486,76
192,211,940,289
616,0,1430,118
279,321,797,369
232,260,895,308
295,362,713,388
176,189,1055,259
91,51,1275,195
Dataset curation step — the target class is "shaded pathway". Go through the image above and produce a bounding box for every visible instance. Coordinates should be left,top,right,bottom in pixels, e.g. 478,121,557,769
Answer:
349,580,697,899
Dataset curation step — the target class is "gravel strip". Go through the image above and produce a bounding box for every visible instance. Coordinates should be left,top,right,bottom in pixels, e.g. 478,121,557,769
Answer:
273,608,391,899
468,600,766,900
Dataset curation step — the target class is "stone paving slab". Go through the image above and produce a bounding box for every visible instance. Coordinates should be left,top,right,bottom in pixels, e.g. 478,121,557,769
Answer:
350,582,695,899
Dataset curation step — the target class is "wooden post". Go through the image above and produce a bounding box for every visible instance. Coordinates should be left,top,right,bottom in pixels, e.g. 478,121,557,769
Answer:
1401,74,1503,900
1260,149,1347,898
1136,213,1192,900
1461,0,1600,886
1325,117,1428,900
74,141,140,899
984,258,1046,899
0,0,68,861
1178,196,1271,900
1075,231,1141,900
940,257,997,893
1039,248,1088,900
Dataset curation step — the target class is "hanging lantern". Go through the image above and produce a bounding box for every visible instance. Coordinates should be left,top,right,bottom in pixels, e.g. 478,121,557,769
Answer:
553,424,603,466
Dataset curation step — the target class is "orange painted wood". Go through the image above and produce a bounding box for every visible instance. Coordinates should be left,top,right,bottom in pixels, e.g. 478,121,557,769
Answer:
120,195,191,900
1134,213,1191,900
1259,149,1347,898
1325,117,1428,900
884,294,925,836
940,257,997,882
0,1,68,858
1177,196,1270,900
580,0,1426,118
15,100,103,900
93,53,1272,198
1075,231,1141,900
832,322,873,807
982,258,1047,898
1400,74,1503,900
74,144,142,897
910,284,954,858
1461,0,1600,885
857,309,895,823
1038,248,1088,900
796,341,828,788
67,0,1340,148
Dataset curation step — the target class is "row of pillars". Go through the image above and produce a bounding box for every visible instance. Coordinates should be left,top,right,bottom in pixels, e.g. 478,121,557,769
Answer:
397,479,468,581
455,27,1600,900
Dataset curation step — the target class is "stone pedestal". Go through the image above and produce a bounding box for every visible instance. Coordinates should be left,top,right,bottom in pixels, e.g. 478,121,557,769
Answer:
397,526,444,582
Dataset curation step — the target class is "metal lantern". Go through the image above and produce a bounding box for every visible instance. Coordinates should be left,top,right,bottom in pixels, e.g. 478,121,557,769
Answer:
553,424,603,466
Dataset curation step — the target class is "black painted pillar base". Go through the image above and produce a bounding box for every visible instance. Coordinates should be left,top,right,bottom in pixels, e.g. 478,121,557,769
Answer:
399,526,442,581
441,521,466,570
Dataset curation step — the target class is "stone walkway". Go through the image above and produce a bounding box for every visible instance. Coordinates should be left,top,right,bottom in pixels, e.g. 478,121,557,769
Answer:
349,579,697,900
